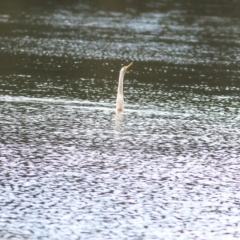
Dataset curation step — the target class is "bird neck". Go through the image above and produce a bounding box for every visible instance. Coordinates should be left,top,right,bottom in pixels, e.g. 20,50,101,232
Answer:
117,70,125,96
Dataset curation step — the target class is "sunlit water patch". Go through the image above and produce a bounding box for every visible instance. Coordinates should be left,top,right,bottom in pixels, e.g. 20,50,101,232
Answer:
0,4,240,64
1,91,240,239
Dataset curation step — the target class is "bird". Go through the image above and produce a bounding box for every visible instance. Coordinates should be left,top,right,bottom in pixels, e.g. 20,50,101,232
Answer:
116,62,133,111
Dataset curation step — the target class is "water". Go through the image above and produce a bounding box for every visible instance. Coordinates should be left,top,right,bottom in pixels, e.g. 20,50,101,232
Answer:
1,1,240,239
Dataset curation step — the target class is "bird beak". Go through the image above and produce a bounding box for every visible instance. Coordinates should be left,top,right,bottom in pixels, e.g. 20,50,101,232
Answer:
125,62,133,72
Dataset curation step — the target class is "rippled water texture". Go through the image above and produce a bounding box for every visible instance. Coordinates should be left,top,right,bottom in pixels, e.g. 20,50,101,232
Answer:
1,1,240,239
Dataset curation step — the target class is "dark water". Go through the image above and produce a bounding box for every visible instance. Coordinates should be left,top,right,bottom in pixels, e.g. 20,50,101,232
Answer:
1,1,240,239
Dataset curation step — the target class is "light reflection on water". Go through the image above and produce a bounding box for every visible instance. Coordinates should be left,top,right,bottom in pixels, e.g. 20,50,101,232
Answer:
1,0,240,239
1,92,240,239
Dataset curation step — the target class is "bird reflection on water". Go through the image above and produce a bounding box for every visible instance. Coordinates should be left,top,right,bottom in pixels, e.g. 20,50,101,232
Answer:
114,111,124,132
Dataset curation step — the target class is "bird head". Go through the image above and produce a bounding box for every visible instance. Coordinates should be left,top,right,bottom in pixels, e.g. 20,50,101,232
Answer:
121,62,133,73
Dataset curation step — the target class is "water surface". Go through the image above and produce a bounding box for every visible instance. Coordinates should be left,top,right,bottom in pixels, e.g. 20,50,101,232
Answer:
1,1,240,239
